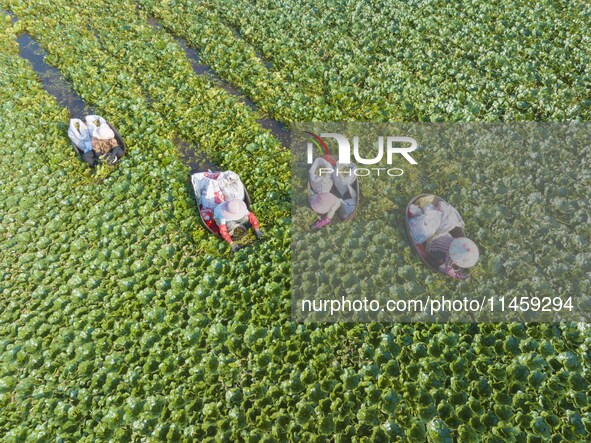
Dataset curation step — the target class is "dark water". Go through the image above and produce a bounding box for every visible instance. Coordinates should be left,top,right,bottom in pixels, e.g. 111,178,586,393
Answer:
257,115,290,147
175,139,220,173
147,17,290,147
2,8,17,24
2,8,91,117
15,32,92,118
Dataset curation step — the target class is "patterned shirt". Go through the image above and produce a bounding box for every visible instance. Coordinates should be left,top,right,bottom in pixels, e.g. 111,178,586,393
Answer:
428,234,455,270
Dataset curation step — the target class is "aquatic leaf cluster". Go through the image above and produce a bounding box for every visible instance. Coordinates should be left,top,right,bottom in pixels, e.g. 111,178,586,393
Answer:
1,0,591,441
141,0,591,122
292,123,591,323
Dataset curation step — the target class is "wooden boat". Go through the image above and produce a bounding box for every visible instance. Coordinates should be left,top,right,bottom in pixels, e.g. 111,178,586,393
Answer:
404,194,470,280
307,158,360,230
190,171,252,240
69,120,126,166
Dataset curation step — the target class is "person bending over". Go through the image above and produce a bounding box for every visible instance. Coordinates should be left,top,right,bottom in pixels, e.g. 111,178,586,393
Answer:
214,199,263,252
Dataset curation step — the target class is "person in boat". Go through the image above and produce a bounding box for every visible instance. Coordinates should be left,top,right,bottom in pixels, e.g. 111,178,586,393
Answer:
91,124,124,164
409,195,479,277
213,199,263,252
426,235,479,278
81,146,98,168
308,158,357,230
309,192,356,230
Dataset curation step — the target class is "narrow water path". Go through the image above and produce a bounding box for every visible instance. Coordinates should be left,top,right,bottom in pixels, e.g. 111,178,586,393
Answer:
15,33,93,117
2,8,17,24
3,9,92,117
3,9,288,174
176,139,220,173
147,17,290,147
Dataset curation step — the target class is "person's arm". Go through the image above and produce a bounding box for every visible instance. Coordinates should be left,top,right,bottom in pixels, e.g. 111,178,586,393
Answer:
248,212,263,240
218,223,233,244
248,212,260,230
439,256,464,279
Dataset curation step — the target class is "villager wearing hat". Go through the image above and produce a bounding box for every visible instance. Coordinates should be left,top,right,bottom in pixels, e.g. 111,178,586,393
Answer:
309,192,348,230
91,123,124,163
424,199,479,277
408,196,479,277
426,234,479,278
213,199,263,252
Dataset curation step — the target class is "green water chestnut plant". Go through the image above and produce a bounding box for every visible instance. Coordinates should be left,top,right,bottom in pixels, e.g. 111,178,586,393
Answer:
1,0,591,441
